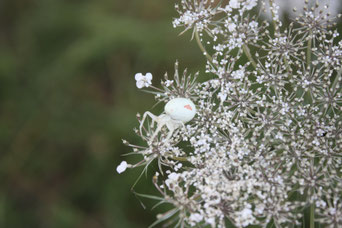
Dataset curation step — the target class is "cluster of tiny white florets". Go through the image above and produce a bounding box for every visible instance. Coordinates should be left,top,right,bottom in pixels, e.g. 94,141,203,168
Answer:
119,0,342,227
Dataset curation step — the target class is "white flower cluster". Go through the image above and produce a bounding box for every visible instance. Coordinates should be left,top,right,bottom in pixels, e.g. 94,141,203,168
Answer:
134,72,152,89
265,0,341,19
120,0,342,227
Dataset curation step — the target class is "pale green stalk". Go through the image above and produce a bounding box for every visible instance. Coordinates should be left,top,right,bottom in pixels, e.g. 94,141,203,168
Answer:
310,203,315,228
307,32,313,67
194,27,214,64
242,44,257,69
331,68,342,93
268,0,279,33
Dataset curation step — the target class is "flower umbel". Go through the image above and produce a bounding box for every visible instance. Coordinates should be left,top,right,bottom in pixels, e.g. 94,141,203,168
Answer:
120,0,342,227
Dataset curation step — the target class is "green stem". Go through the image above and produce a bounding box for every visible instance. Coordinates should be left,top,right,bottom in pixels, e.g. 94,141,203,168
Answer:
284,57,292,78
268,0,279,33
306,90,313,104
331,68,342,92
310,156,315,228
305,32,313,104
242,44,257,69
194,27,214,64
310,203,315,228
171,156,188,162
307,32,312,67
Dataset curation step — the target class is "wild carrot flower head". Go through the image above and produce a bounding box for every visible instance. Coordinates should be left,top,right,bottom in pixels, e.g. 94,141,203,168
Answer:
119,0,342,227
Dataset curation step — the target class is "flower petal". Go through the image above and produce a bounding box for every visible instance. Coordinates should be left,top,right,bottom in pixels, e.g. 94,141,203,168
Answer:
116,161,128,174
135,73,143,81
145,73,152,81
136,81,144,89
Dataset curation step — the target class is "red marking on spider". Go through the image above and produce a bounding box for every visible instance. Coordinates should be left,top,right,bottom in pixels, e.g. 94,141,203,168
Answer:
184,105,192,111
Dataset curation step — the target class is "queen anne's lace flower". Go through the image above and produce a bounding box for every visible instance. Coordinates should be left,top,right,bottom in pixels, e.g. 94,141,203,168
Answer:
116,161,128,174
270,0,341,18
134,72,152,89
229,0,240,9
121,0,342,227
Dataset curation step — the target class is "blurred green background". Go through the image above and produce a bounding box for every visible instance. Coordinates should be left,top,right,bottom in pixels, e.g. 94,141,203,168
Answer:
0,0,204,227
1,0,341,227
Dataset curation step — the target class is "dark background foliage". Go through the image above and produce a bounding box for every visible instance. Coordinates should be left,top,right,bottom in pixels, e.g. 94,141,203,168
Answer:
0,0,341,227
0,0,204,227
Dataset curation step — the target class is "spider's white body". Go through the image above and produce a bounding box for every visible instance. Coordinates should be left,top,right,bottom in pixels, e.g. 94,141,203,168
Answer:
165,98,196,122
140,98,196,142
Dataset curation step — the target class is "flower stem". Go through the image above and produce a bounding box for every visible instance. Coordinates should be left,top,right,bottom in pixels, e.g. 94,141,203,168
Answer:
283,57,292,78
171,156,188,162
194,27,214,64
332,68,342,92
268,0,279,33
242,44,257,69
307,32,313,67
310,203,315,228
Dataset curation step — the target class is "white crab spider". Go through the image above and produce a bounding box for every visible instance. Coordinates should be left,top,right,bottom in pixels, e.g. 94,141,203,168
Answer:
140,98,196,142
